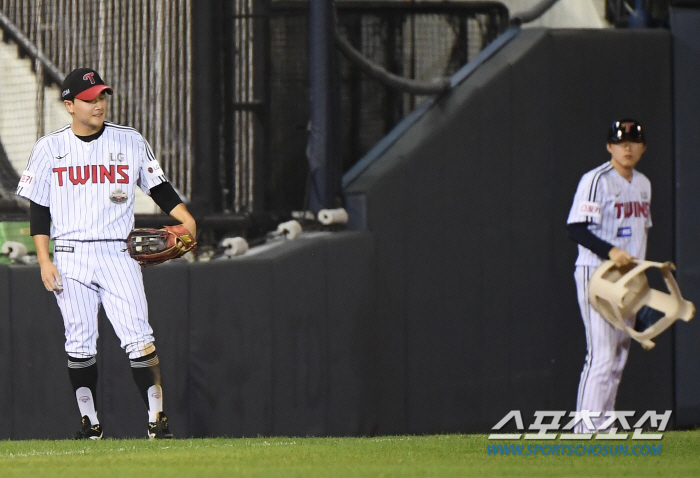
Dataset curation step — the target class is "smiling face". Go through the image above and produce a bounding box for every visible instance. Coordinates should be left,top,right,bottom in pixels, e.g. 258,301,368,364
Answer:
64,92,108,136
607,140,646,180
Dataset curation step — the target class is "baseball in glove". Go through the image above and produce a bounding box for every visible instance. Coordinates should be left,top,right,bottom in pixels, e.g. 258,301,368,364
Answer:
126,225,196,266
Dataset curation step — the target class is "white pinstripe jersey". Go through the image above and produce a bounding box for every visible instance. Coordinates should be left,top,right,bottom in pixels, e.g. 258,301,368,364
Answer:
16,122,167,240
567,162,652,267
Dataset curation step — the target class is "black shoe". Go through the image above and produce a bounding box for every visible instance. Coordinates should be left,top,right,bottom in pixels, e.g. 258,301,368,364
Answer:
148,412,174,439
74,416,103,440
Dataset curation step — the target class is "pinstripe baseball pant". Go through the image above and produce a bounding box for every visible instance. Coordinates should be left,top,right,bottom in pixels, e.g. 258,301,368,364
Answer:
53,239,155,359
574,265,634,433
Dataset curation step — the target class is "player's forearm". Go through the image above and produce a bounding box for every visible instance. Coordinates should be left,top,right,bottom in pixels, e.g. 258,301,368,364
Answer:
33,234,52,264
168,203,196,238
566,222,614,259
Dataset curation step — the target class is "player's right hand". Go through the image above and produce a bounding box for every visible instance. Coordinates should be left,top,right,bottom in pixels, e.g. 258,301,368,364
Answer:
609,247,636,267
39,261,63,292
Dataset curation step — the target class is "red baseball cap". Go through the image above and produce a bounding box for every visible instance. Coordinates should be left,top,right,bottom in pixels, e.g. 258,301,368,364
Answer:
61,68,113,101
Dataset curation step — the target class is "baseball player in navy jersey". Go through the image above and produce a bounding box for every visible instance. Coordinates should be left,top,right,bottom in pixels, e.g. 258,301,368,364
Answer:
566,119,651,433
16,67,196,439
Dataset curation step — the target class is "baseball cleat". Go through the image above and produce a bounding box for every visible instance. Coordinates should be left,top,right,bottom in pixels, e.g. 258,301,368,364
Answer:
148,412,174,439
74,416,103,440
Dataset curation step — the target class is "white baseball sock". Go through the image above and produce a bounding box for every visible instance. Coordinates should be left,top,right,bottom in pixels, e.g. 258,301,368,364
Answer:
147,385,163,423
75,387,99,425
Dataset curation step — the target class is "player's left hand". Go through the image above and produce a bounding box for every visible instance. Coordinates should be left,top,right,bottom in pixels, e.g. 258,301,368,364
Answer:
126,225,197,266
181,220,196,240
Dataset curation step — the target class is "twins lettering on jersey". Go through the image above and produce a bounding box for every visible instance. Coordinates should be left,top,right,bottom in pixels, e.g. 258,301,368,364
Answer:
614,201,649,219
53,165,130,186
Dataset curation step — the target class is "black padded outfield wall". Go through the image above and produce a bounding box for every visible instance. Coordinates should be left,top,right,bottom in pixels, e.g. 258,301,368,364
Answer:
344,28,675,434
0,265,11,439
0,233,377,439
670,7,700,429
187,233,378,438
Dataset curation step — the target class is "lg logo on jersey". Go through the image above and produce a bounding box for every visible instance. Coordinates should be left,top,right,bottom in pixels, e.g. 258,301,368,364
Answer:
109,153,126,162
53,165,130,185
614,201,649,219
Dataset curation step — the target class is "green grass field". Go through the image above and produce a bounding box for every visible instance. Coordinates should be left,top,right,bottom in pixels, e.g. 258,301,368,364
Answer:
1,431,699,477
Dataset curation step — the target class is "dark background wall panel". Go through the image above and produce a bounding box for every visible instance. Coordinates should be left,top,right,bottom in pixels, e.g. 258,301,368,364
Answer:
505,32,558,418
0,265,11,438
405,31,556,433
473,58,518,426
437,91,493,432
403,128,452,434
187,233,378,438
322,232,378,436
671,7,700,428
359,163,410,435
188,257,274,438
674,274,700,423
345,28,674,432
8,267,74,439
373,30,557,434
359,33,553,434
267,239,329,437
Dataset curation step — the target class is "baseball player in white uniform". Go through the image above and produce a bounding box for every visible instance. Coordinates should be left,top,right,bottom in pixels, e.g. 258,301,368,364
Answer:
16,68,196,439
566,119,651,433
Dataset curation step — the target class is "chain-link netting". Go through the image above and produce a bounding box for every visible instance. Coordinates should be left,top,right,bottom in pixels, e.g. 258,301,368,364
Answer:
0,0,192,204
266,1,509,211
1,0,508,215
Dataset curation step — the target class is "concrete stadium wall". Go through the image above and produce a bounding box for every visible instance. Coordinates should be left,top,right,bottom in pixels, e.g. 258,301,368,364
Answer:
345,28,675,434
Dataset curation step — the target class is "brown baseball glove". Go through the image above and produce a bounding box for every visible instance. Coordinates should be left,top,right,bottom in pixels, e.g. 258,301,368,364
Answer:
126,225,197,266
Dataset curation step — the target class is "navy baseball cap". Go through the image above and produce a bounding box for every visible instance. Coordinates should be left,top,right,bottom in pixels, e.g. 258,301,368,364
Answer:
607,119,645,144
61,68,113,101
